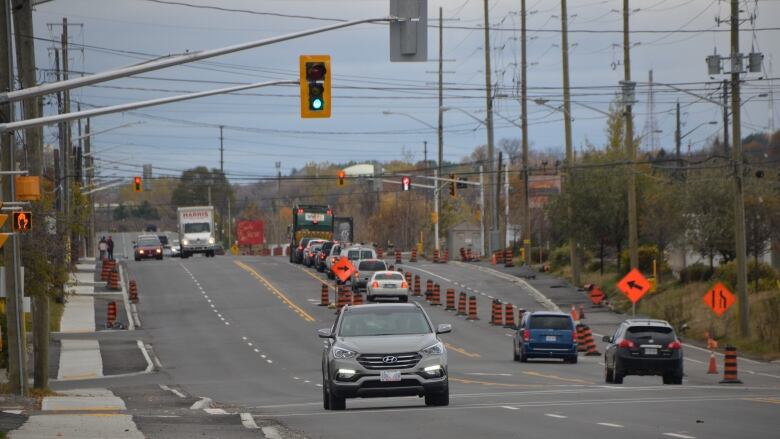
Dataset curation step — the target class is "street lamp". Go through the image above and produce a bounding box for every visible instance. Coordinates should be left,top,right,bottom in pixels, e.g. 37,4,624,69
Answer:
680,121,718,140
381,110,436,130
534,98,611,118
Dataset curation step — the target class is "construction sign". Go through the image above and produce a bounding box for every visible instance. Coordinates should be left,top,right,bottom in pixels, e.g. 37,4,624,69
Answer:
616,268,651,304
13,211,32,233
704,282,736,317
590,287,606,306
332,257,356,283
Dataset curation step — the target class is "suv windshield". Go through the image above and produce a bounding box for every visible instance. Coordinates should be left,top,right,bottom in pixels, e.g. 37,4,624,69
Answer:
626,326,675,344
339,307,431,337
184,223,210,233
529,315,572,330
358,260,386,271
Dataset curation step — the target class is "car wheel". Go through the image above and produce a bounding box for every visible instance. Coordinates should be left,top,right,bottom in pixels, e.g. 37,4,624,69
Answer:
134,257,141,262
424,387,449,406
327,383,345,411
322,382,330,410
513,345,520,362
157,256,163,260
613,370,624,384
567,355,578,364
604,366,614,383
519,348,528,363
367,295,374,302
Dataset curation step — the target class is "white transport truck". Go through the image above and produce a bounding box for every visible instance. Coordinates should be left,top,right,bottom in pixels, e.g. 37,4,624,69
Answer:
177,206,216,258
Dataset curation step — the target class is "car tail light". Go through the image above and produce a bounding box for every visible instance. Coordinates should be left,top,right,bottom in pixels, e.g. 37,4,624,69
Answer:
618,339,636,349
353,272,359,278
667,340,682,350
372,281,379,288
522,329,530,342
298,245,303,250
156,248,161,253
401,282,408,289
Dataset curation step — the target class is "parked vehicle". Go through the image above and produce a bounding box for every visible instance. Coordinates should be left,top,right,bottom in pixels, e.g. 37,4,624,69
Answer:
513,311,578,363
319,303,451,410
603,319,683,384
366,271,409,302
177,206,216,258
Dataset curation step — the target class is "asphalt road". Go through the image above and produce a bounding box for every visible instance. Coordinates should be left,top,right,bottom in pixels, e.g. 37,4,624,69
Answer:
116,244,780,439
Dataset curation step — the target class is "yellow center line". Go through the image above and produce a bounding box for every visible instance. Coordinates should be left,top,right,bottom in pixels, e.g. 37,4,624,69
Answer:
450,377,544,388
234,260,316,323
522,371,593,385
743,397,780,405
297,266,335,289
445,343,482,358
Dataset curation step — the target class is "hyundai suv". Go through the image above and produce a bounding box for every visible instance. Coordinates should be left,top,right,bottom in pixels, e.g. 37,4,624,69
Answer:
319,303,451,410
603,319,683,385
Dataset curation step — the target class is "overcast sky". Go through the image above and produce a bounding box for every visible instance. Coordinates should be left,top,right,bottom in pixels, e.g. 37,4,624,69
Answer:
29,0,780,182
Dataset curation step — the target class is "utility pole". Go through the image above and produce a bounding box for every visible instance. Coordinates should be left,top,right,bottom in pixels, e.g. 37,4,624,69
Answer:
61,17,72,265
623,0,639,271
504,161,509,247
86,118,95,258
729,0,749,337
433,168,439,252
1,0,28,396
560,0,579,285
520,0,531,265
482,0,497,255
436,6,443,251
219,125,224,175
722,79,729,156
479,165,485,256
275,161,281,193
12,0,47,389
423,140,428,171
675,100,681,161
497,151,503,247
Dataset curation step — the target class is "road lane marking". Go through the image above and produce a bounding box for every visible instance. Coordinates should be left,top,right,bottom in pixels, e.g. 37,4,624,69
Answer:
399,265,451,283
444,343,481,358
465,372,513,377
523,371,593,385
204,408,228,415
296,266,334,289
597,422,623,428
757,372,780,380
159,385,186,398
663,434,696,439
743,397,780,405
234,260,316,322
240,413,259,429
685,358,704,364
501,406,519,410
545,413,567,419
450,377,544,388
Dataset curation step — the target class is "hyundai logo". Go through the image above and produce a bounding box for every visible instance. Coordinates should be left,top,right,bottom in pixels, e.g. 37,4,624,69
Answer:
382,356,398,364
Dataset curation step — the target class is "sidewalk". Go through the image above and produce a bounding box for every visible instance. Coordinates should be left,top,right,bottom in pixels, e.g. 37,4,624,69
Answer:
7,259,146,438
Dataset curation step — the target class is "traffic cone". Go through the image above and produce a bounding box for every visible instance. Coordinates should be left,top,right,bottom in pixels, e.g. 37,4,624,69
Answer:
707,351,718,374
491,253,496,265
570,304,579,322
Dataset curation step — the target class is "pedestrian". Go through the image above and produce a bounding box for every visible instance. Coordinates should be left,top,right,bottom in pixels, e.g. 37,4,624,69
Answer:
98,236,108,261
107,236,115,260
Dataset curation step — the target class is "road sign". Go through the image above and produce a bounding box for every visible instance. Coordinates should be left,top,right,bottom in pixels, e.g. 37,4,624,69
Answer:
616,268,650,304
332,257,356,283
590,287,606,305
13,211,31,233
704,282,736,317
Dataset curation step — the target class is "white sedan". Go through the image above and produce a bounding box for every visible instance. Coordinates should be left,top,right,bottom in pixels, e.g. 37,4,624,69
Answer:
366,271,409,302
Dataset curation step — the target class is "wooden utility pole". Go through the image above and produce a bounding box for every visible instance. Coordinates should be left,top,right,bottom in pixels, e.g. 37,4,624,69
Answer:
560,0,579,285
624,0,639,270
437,7,443,250
219,125,224,175
729,0,749,337
722,79,729,156
61,17,73,265
1,0,28,396
520,0,531,265
13,0,48,390
482,0,496,254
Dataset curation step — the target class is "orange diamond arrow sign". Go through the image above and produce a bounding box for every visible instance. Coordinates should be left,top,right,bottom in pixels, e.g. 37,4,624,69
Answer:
616,268,651,304
332,257,356,283
703,282,736,317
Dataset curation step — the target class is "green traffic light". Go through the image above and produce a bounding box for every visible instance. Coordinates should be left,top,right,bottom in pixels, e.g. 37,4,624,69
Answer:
311,98,323,110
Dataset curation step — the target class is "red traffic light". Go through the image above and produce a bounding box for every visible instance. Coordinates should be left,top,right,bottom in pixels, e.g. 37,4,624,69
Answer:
306,63,327,81
401,176,411,191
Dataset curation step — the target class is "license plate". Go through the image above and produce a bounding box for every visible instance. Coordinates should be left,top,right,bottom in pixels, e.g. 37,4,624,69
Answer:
644,348,658,355
383,284,396,289
546,335,557,342
380,370,402,382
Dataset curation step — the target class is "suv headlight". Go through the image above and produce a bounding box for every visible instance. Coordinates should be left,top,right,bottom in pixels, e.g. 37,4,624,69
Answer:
182,239,189,246
421,341,444,356
422,364,444,377
208,237,215,244
333,347,357,359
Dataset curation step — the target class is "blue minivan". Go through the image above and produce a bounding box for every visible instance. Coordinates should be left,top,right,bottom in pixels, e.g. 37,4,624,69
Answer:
513,311,577,363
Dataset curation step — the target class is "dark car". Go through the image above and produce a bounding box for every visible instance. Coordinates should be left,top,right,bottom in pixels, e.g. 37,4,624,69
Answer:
513,311,577,363
319,303,451,410
292,238,312,264
134,236,163,261
214,243,225,255
603,319,683,385
316,241,335,272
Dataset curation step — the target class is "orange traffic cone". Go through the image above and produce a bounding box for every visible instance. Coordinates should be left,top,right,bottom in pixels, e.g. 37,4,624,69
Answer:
707,352,718,374
570,304,579,322
491,253,496,265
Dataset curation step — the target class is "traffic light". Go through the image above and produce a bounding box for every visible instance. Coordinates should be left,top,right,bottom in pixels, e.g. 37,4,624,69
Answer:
449,173,456,198
300,55,331,118
457,177,468,189
13,211,31,233
133,176,142,192
401,176,411,191
337,170,346,186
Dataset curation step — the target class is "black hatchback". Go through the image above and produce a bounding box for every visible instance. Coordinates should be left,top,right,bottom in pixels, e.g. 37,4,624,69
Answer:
603,319,683,385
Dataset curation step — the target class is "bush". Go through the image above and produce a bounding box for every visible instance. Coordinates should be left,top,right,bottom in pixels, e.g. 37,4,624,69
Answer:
679,263,714,283
550,244,592,271
715,260,779,291
619,245,668,275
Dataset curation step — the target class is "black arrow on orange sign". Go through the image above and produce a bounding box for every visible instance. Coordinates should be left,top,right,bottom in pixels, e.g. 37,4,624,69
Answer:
336,266,350,272
627,280,642,290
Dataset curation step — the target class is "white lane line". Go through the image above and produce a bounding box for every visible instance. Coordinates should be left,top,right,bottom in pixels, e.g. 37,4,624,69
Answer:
240,413,259,429
545,413,567,419
501,406,519,410
204,408,228,415
262,426,283,439
597,423,623,428
225,322,230,326
210,304,215,308
662,434,696,439
254,348,260,353
137,340,155,373
261,354,267,359
487,295,494,299
681,342,761,364
242,336,248,341
159,384,186,398
293,377,300,380
401,265,451,283
315,384,323,387
266,359,273,364
757,372,780,380
304,380,311,383
505,333,513,337
685,358,705,364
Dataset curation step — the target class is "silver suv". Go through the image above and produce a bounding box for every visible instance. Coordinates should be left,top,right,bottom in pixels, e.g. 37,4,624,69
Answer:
319,303,451,410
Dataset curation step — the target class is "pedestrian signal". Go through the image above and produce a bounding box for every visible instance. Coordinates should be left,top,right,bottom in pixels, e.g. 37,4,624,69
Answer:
13,211,31,233
401,176,411,191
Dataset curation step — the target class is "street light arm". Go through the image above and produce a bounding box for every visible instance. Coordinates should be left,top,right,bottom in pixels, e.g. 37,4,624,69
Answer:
73,121,145,141
493,111,521,128
680,121,718,140
644,81,724,108
440,106,486,125
382,111,436,130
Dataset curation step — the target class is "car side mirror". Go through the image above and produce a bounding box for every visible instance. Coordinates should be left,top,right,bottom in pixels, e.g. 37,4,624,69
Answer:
317,328,334,339
602,335,612,343
436,324,452,334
